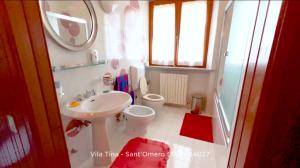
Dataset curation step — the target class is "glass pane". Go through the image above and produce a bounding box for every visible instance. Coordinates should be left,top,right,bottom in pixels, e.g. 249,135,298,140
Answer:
219,1,259,130
178,1,206,66
152,4,175,65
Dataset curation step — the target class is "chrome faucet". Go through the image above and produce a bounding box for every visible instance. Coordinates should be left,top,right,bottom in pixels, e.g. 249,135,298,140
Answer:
83,89,96,99
74,89,96,101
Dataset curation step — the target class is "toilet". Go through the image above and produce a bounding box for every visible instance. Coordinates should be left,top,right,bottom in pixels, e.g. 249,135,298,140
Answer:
129,66,165,113
139,77,165,113
123,105,155,135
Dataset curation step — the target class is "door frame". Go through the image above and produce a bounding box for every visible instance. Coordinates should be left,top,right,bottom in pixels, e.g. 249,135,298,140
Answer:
0,1,70,167
215,1,237,146
228,0,300,167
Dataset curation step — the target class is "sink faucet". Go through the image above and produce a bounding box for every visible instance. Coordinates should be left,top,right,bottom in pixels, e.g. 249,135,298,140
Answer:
83,89,96,99
74,89,96,101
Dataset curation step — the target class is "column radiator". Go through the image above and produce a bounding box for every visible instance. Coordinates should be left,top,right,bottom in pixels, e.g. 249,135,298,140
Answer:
160,73,188,105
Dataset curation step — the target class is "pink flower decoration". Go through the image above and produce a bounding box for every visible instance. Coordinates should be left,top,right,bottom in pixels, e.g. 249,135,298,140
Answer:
124,0,140,13
111,59,120,69
60,12,71,28
130,0,140,9
68,22,80,37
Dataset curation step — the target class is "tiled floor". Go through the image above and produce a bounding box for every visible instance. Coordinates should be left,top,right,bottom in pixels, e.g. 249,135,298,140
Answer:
107,105,216,168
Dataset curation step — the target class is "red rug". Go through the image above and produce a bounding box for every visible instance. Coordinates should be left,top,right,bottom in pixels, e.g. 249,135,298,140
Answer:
180,113,213,143
110,137,170,168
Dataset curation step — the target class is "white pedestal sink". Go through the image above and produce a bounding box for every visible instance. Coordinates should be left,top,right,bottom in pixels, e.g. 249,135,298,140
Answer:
64,91,132,167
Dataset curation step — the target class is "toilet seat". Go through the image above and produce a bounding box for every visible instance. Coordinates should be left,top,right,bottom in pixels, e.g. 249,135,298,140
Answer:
143,94,164,102
139,76,165,102
139,76,164,113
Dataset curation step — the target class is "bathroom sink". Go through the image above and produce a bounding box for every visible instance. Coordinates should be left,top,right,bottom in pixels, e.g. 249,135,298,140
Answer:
64,91,132,167
65,91,132,119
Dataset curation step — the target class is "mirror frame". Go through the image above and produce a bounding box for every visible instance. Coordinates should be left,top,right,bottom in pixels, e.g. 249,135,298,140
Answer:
38,0,98,51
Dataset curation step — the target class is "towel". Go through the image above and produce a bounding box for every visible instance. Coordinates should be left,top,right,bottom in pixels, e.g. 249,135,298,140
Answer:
114,74,129,92
114,74,135,104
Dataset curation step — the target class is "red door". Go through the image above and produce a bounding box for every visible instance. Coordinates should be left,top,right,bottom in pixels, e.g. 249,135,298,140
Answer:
0,1,70,167
0,15,38,167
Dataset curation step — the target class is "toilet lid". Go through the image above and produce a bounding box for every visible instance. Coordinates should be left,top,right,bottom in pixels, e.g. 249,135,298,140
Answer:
139,77,148,95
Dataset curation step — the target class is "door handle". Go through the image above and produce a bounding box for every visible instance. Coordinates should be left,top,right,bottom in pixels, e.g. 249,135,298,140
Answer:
224,50,229,57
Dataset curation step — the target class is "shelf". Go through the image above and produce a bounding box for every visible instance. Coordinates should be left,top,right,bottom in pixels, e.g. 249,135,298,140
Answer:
52,60,107,72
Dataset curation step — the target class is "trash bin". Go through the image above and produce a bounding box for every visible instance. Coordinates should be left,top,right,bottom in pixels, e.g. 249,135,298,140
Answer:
191,94,206,114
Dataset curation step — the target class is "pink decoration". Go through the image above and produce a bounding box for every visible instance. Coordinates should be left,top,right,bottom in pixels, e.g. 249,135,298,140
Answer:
124,6,131,13
68,22,80,37
124,0,140,13
111,59,120,69
130,0,140,9
59,12,81,37
60,12,71,28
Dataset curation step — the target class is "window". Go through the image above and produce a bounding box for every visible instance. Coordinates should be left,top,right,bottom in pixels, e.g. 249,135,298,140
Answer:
149,0,212,68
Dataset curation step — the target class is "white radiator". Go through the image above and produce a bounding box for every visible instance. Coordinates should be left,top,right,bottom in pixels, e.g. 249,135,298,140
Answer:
160,73,188,105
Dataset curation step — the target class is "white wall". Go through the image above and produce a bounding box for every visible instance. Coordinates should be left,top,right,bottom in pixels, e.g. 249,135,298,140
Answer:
44,1,148,167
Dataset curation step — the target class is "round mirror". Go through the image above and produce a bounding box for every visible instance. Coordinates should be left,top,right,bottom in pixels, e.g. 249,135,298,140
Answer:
39,0,97,51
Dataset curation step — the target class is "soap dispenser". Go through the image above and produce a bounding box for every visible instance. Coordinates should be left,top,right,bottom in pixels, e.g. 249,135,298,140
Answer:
91,49,100,64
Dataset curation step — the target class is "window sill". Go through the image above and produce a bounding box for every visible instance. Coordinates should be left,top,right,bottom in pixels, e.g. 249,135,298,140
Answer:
145,65,214,72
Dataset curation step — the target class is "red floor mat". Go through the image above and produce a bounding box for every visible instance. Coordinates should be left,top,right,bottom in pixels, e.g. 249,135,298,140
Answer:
110,137,170,168
180,113,213,143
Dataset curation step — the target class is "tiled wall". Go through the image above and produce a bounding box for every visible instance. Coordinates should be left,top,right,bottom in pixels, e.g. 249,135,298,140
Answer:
44,1,148,167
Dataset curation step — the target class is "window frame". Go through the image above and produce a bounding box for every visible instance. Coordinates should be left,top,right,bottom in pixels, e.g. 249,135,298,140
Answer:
149,0,213,68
